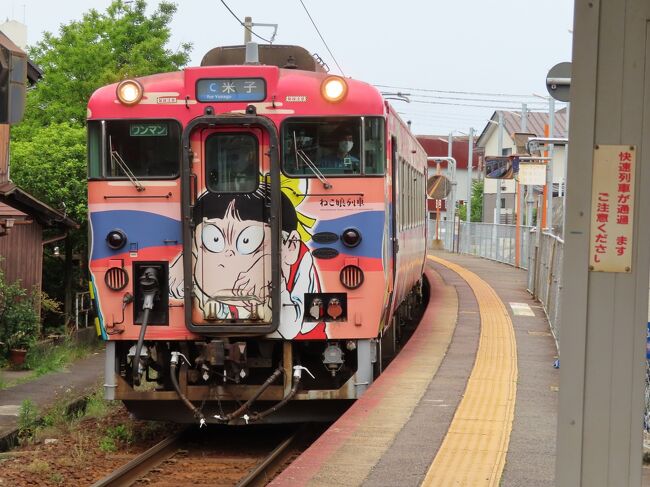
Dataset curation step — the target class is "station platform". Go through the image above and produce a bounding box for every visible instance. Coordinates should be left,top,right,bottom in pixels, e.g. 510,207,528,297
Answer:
271,251,560,486
0,349,105,449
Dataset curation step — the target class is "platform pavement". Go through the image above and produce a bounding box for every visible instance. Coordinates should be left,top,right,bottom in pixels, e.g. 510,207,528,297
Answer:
272,251,561,486
0,348,105,448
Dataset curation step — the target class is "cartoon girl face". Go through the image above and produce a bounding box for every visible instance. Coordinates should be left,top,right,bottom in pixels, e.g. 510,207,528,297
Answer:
194,199,270,307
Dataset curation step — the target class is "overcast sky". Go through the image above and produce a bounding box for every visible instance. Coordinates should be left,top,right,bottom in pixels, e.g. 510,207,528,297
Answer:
4,0,574,135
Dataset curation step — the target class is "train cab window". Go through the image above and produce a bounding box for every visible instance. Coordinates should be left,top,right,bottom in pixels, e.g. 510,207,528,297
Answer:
364,118,385,174
99,120,180,179
282,117,385,176
205,133,258,193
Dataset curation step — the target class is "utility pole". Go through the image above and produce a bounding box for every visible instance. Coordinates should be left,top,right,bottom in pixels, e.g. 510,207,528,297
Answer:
521,103,535,226
466,127,474,223
496,111,504,224
547,97,555,231
448,132,455,250
244,16,253,44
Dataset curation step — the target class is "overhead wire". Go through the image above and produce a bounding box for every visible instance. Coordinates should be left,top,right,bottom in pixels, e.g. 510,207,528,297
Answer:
298,0,346,76
219,0,273,44
374,83,554,100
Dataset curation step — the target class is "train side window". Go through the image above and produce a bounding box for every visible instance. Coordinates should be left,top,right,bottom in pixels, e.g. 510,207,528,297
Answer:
205,133,258,193
104,120,180,178
364,117,385,175
87,121,102,179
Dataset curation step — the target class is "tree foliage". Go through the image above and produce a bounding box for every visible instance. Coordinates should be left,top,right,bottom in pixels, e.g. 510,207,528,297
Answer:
23,0,192,126
8,1,192,320
458,179,484,222
10,123,87,223
11,0,192,222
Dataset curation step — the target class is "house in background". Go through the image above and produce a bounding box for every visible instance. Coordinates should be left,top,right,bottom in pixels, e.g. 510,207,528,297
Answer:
476,109,568,224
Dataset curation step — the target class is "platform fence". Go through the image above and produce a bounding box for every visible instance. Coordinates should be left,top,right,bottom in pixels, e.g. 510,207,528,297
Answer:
429,218,650,435
430,220,561,349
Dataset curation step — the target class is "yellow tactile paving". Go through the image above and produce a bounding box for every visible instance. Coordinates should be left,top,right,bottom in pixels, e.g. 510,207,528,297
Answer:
304,269,459,487
422,255,518,487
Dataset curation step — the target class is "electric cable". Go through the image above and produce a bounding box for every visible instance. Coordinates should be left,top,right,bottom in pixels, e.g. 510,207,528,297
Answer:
374,83,557,100
219,0,273,44
298,0,346,76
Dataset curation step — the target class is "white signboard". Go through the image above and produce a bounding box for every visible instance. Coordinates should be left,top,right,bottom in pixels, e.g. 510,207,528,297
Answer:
589,145,635,272
518,163,547,185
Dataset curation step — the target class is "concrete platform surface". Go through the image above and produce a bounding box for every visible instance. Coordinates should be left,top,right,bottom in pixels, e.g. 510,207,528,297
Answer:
272,251,560,486
0,349,105,445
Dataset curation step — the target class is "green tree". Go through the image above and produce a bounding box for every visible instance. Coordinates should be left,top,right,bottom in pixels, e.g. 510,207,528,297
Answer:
10,123,87,224
458,179,484,222
8,0,192,324
22,0,192,126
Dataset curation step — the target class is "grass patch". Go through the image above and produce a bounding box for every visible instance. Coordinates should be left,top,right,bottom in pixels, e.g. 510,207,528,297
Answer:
0,338,103,390
24,338,99,377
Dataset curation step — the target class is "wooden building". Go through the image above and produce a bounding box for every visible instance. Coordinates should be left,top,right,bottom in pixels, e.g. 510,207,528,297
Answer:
0,182,77,294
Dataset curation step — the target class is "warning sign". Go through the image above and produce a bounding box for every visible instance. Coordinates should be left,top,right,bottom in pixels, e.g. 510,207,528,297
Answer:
589,145,635,272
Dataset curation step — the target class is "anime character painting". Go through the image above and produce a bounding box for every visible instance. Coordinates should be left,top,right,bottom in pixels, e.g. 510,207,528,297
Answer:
169,179,324,339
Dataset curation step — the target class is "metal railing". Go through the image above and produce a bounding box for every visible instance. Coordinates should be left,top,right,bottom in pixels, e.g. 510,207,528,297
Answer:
527,231,563,350
431,219,562,349
432,220,533,269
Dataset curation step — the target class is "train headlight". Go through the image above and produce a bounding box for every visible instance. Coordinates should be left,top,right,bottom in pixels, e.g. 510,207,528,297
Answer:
116,79,143,106
341,228,362,248
321,76,347,103
106,229,127,250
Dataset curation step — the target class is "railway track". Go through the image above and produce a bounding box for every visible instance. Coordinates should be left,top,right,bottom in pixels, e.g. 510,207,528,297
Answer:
91,423,324,487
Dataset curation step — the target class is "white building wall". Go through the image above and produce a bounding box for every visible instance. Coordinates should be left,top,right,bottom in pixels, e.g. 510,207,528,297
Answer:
0,21,27,50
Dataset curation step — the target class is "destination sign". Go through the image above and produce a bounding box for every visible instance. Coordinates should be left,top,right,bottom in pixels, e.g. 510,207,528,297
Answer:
196,78,266,102
130,123,168,137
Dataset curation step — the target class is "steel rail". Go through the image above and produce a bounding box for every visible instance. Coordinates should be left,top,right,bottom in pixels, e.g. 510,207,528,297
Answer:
235,431,300,487
90,430,186,487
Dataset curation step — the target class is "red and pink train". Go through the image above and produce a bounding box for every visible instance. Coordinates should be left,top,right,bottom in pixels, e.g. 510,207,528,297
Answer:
88,44,427,423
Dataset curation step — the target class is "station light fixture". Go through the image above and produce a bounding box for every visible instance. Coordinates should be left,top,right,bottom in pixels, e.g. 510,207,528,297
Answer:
321,76,347,103
116,79,144,106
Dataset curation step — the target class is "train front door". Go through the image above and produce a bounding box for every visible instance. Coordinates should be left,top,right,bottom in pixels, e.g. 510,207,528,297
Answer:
190,126,272,325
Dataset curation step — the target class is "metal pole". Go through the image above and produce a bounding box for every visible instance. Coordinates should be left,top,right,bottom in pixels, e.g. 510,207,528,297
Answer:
496,111,504,223
495,112,504,261
448,132,455,250
548,98,556,232
467,127,474,223
562,102,570,238
521,103,534,227
244,16,253,44
466,128,474,255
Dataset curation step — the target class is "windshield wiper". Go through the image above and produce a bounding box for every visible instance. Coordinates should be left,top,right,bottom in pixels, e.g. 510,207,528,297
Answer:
293,132,332,189
109,136,145,192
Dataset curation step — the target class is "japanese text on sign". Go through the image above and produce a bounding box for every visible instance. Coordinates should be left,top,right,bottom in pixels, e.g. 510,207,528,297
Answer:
319,196,365,209
589,145,635,272
196,78,266,102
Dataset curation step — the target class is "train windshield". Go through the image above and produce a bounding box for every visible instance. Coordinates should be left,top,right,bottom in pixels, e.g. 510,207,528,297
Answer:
282,117,385,176
87,120,181,179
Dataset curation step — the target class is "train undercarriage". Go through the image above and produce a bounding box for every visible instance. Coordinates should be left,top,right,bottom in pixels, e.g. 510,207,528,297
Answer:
105,278,429,424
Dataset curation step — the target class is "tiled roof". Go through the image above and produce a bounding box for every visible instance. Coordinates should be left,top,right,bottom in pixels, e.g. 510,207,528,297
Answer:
416,135,481,170
477,109,568,147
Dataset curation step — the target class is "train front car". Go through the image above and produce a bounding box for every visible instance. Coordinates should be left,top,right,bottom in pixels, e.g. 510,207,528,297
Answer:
88,45,427,424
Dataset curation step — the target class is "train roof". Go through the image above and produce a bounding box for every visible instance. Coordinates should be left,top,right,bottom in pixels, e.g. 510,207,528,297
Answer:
88,54,385,118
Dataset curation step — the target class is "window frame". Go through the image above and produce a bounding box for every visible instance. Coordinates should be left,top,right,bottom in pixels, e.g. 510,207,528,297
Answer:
280,116,386,178
89,118,182,181
204,131,260,194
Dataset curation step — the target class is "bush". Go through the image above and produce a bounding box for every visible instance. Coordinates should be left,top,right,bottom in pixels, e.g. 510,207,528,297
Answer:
0,269,40,354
